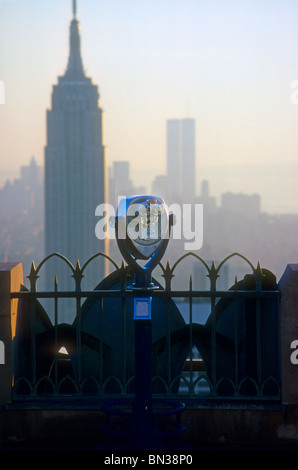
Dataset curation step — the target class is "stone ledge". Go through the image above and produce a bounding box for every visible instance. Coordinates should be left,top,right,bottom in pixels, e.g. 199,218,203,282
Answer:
1,404,298,449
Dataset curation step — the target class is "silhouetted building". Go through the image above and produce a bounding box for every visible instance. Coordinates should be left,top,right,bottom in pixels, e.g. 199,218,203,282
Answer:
0,156,43,217
109,161,146,208
151,174,169,200
196,179,217,213
109,161,133,207
45,2,108,298
166,118,196,203
21,156,43,191
0,156,44,276
221,192,260,217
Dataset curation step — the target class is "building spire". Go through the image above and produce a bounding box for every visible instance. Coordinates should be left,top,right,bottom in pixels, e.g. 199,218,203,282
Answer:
64,0,84,79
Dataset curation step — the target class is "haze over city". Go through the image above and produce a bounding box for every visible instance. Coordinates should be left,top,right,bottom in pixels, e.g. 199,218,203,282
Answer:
1,0,298,213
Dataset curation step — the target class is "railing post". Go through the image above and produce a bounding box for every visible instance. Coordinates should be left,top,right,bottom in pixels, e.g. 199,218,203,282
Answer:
0,263,23,406
278,264,298,404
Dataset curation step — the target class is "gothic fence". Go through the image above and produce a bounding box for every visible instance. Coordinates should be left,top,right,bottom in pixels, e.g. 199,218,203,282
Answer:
9,251,281,406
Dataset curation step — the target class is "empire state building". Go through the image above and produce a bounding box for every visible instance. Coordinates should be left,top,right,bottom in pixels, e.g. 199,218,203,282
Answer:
45,1,108,297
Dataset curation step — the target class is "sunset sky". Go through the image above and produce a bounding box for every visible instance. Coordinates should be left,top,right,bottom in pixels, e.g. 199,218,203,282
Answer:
1,0,298,213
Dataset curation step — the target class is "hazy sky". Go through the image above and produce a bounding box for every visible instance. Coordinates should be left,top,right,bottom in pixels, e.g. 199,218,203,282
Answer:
1,0,298,213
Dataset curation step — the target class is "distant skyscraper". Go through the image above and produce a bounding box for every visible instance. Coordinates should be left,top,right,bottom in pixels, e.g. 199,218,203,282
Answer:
108,160,146,208
166,120,181,199
113,161,131,193
166,118,196,203
108,161,132,208
45,1,108,297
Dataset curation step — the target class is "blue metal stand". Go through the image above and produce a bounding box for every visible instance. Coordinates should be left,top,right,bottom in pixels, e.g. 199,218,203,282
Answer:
102,399,185,449
134,319,152,414
101,196,186,448
102,278,186,448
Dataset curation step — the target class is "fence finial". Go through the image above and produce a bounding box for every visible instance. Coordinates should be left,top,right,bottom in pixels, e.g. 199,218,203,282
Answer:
254,260,264,290
27,261,39,292
161,260,174,290
207,260,219,291
72,260,84,291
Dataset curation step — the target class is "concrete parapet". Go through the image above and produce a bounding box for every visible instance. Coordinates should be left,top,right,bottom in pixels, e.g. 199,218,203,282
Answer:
2,404,298,449
0,263,23,405
279,264,298,404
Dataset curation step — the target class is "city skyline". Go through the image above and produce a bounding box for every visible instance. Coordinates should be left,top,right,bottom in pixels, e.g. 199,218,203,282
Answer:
1,1,298,213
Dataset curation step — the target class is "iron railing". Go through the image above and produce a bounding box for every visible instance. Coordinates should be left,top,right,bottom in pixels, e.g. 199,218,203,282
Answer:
10,251,281,406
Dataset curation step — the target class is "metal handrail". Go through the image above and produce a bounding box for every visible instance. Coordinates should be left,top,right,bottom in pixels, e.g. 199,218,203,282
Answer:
10,251,281,405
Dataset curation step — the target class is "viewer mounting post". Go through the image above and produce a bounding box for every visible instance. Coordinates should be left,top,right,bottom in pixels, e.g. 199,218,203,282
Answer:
115,196,171,415
102,195,185,447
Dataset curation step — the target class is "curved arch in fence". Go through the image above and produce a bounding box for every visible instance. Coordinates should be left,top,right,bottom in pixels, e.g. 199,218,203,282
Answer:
27,252,121,291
